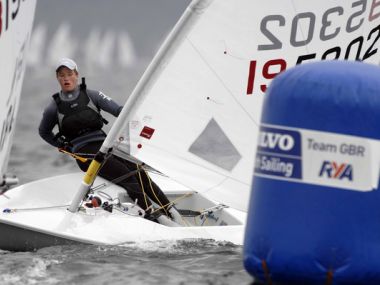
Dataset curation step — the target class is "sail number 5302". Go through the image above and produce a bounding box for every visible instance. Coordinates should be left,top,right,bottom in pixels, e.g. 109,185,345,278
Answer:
258,0,379,50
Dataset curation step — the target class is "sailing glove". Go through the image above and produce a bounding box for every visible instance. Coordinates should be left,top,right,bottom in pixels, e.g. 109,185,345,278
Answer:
56,136,72,151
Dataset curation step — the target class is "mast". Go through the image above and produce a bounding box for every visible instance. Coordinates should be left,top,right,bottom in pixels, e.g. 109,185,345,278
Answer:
68,0,211,212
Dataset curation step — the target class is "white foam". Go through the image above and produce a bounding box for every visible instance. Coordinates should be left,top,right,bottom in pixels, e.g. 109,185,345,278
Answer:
118,238,230,254
0,257,61,285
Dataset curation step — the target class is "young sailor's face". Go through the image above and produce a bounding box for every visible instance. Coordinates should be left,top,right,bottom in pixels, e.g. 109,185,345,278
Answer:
56,67,78,92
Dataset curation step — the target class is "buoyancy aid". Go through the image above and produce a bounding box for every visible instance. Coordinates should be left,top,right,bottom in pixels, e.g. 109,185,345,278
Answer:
53,78,105,140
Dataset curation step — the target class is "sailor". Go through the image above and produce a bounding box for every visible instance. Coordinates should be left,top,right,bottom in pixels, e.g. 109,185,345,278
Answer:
38,58,183,225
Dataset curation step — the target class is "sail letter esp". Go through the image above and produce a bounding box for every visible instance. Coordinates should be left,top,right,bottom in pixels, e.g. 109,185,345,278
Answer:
244,61,380,284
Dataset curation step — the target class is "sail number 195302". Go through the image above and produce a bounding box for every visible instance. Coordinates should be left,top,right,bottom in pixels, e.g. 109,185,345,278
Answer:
246,25,380,94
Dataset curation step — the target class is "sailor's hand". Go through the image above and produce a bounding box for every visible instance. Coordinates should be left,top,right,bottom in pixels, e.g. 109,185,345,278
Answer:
56,136,72,151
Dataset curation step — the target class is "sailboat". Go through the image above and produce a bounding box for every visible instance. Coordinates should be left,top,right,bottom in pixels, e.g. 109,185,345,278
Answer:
1,0,380,251
0,1,37,189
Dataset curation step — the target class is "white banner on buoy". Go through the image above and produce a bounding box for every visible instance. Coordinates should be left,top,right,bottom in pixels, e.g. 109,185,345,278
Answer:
255,124,377,191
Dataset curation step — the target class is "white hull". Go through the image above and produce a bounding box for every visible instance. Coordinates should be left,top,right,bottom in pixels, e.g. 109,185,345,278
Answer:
0,173,245,251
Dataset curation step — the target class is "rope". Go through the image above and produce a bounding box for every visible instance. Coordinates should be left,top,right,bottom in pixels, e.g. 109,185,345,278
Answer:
91,161,194,225
143,168,168,216
65,141,196,222
3,204,70,213
136,164,150,210
151,192,194,214
71,152,96,157
59,149,88,162
90,169,141,192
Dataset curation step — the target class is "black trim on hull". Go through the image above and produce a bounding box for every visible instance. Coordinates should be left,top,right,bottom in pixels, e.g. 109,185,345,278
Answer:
0,222,85,252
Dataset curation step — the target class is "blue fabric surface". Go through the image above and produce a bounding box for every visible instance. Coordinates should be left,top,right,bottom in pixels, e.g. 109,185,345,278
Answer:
244,61,380,284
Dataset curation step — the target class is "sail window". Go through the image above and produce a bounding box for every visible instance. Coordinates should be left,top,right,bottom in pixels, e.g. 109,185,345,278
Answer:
188,118,241,171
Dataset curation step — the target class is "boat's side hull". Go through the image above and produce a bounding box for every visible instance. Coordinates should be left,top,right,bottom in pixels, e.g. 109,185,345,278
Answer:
0,221,83,251
0,173,246,251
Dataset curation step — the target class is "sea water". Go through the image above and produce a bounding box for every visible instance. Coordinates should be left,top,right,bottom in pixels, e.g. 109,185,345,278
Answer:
0,240,251,285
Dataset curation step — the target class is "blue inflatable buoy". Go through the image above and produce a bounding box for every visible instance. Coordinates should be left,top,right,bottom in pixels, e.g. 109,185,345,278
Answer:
243,60,380,285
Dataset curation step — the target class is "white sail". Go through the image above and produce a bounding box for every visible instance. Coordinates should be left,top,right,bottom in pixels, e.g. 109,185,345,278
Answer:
0,0,37,185
104,0,380,212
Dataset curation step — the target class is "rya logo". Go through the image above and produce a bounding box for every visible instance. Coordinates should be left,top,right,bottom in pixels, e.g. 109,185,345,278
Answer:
258,132,294,151
319,161,353,181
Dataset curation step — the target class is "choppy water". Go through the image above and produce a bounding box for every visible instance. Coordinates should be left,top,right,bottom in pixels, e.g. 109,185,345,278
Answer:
0,240,252,285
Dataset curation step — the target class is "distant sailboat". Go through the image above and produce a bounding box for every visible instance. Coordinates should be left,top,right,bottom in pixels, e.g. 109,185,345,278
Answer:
0,0,37,189
1,0,380,251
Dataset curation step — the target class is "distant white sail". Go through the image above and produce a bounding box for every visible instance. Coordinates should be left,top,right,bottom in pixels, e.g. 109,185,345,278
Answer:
102,0,380,211
27,24,47,67
47,22,77,66
0,0,37,185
